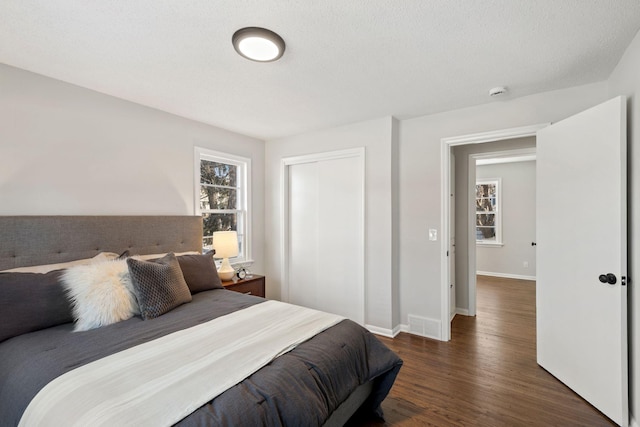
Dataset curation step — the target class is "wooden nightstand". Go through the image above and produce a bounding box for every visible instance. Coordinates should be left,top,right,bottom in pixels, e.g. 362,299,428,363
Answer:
221,275,265,298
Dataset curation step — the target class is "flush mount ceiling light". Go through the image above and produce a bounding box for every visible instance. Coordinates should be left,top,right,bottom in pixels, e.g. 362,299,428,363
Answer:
232,27,285,62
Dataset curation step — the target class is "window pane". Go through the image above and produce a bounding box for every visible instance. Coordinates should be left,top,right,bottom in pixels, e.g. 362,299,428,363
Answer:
476,184,497,197
203,211,236,237
476,227,496,240
200,186,237,210
201,160,237,187
476,197,496,212
476,213,495,227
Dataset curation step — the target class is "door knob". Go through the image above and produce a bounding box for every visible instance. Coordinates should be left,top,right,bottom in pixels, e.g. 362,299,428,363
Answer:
598,273,617,285
531,242,537,246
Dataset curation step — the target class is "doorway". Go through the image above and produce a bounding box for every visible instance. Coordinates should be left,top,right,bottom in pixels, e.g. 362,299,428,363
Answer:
463,147,537,316
440,124,547,340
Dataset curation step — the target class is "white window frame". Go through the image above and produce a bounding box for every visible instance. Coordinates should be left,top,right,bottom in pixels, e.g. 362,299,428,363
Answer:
475,178,502,246
194,147,252,264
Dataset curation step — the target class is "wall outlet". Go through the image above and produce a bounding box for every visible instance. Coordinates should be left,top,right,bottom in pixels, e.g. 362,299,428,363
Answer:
429,229,437,241
523,261,529,268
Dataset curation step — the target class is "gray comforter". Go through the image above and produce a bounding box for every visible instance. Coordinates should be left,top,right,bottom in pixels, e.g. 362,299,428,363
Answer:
0,290,402,426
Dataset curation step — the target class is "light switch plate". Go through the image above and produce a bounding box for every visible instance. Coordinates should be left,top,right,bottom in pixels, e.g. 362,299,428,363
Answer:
429,229,437,241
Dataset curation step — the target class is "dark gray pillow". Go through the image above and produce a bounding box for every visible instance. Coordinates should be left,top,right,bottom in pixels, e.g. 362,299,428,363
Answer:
0,270,73,343
176,254,223,293
127,253,192,320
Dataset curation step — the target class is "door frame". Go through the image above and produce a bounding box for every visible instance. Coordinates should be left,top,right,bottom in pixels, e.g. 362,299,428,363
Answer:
440,124,548,341
449,152,456,322
280,147,366,325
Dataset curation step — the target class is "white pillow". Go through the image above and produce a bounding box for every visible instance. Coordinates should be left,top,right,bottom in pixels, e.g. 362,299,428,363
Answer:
61,259,139,332
1,252,120,273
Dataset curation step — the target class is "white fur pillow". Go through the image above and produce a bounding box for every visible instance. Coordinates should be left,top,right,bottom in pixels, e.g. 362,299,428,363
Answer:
62,259,139,331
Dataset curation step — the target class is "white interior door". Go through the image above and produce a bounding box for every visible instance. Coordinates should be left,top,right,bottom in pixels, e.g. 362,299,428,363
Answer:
286,150,364,324
288,162,319,310
536,96,627,426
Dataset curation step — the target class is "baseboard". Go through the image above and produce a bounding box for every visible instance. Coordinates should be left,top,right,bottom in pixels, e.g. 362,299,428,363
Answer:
367,321,442,340
476,271,536,281
451,308,469,320
366,324,402,338
370,318,444,341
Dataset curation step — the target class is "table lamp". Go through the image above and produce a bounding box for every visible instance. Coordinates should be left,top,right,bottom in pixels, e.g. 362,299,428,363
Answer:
212,231,239,281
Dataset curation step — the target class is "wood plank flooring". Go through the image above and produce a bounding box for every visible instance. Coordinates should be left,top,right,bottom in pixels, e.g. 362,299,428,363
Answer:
350,275,615,426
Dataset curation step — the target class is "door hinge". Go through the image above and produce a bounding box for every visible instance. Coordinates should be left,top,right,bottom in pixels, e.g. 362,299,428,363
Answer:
446,250,449,257
622,276,627,286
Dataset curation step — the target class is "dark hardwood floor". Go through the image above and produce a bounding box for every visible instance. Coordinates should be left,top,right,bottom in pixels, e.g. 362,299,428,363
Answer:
350,275,615,426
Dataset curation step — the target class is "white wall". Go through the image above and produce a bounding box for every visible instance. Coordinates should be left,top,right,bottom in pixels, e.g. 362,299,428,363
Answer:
398,82,610,334
608,28,640,427
476,160,536,279
0,64,266,273
265,117,399,332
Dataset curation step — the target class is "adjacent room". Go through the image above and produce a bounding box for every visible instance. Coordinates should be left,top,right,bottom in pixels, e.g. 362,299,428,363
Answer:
1,2,640,426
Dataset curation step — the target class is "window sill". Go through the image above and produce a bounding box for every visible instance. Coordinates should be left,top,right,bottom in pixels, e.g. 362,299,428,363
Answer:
215,258,254,267
231,259,254,267
476,242,504,247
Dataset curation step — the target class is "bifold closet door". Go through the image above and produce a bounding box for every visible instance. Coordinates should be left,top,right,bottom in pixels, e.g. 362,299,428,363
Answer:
287,154,363,322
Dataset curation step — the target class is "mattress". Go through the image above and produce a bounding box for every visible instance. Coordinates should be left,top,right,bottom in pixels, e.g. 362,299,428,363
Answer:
0,290,402,426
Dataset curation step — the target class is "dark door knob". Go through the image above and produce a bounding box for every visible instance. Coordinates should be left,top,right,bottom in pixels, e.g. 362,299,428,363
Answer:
598,273,617,285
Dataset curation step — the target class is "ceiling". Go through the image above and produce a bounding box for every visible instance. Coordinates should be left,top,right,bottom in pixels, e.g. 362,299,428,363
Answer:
1,1,640,141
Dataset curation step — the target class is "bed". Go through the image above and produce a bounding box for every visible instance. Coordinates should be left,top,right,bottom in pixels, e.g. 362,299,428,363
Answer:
0,216,402,426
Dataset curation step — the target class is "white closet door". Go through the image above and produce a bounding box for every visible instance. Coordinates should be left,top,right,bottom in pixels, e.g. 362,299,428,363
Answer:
286,150,364,323
288,161,319,310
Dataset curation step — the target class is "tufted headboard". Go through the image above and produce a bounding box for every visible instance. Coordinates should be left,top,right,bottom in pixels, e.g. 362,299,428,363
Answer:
0,216,203,271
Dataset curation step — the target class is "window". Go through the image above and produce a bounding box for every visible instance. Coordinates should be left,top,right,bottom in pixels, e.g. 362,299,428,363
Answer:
475,178,501,245
195,147,251,263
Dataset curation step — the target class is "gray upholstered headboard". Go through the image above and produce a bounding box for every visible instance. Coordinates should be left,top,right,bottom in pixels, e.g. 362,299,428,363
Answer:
0,216,203,271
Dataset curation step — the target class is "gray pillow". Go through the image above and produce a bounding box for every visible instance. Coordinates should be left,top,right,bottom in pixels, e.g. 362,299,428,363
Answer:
127,253,192,320
0,270,73,343
176,254,223,293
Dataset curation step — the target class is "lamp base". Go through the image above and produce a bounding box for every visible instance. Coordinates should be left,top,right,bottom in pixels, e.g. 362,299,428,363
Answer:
218,257,235,281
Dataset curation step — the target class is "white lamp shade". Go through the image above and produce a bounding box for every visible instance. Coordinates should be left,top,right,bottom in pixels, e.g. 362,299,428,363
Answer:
212,231,239,259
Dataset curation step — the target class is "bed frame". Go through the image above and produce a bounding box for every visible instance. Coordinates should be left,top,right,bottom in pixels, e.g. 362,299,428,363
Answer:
0,216,203,271
0,215,375,425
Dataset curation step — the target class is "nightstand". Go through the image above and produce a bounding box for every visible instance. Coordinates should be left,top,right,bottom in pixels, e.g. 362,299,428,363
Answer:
221,275,265,298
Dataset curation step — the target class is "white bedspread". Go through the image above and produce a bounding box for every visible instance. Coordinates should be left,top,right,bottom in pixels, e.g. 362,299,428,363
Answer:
19,300,344,427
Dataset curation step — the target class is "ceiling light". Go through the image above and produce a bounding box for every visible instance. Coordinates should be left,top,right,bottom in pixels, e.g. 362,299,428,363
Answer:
232,27,285,62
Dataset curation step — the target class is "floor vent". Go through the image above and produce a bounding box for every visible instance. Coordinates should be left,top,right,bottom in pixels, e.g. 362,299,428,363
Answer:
408,314,441,340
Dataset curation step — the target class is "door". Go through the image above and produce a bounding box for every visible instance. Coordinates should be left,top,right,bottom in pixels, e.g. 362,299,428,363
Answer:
286,149,365,324
536,96,627,426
